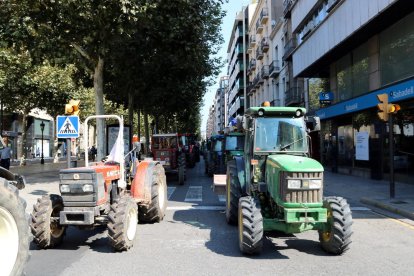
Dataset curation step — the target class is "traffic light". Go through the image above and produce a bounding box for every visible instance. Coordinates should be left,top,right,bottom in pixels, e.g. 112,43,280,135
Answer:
65,99,80,115
389,103,401,114
377,93,388,121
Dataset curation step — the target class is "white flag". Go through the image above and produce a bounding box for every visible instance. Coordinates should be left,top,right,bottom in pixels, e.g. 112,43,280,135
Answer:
107,130,124,164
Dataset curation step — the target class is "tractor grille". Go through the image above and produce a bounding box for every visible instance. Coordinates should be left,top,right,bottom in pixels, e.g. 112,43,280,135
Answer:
280,172,323,203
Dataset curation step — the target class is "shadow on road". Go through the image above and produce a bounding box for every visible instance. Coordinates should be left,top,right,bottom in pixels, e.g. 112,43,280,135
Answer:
30,226,113,253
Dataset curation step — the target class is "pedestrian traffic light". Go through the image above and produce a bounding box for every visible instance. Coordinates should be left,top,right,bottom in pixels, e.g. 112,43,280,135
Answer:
377,93,388,121
389,103,401,114
65,99,80,115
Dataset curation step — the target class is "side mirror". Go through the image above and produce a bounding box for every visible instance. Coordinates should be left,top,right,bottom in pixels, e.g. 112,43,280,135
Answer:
306,116,321,132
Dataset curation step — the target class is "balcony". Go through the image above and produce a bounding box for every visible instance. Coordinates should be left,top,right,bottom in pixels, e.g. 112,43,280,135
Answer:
261,66,269,80
248,59,256,73
237,44,244,56
256,47,264,60
238,61,245,72
283,0,294,18
258,71,264,84
261,37,269,53
260,8,269,24
254,74,261,88
236,78,245,91
285,87,303,106
269,60,281,78
256,20,263,34
282,37,297,60
249,35,256,47
248,83,256,95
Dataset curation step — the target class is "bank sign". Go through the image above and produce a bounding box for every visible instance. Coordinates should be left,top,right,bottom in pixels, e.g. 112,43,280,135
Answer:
316,79,414,119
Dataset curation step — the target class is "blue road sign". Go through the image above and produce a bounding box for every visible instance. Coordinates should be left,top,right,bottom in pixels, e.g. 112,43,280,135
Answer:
57,116,79,138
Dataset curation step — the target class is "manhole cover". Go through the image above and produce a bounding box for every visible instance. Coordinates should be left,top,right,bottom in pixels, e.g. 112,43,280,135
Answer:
391,200,408,204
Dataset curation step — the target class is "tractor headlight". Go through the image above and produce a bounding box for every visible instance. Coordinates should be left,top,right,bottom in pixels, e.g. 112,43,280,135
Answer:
287,179,301,189
60,184,70,193
82,184,94,192
309,179,322,189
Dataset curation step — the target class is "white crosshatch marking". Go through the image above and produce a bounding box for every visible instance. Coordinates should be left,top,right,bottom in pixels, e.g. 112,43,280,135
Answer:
184,186,202,202
167,187,176,200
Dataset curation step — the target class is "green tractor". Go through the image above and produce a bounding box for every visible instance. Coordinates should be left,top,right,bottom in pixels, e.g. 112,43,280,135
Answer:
225,106,353,255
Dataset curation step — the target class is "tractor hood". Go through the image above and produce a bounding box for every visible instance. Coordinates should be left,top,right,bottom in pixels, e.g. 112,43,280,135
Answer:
267,155,324,172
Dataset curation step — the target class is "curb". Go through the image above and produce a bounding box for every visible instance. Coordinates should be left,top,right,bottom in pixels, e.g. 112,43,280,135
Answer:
361,197,414,220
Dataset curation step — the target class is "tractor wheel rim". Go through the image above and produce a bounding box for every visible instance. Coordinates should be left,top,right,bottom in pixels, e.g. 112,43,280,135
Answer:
158,183,165,211
0,206,19,275
226,179,230,211
238,206,243,242
50,206,65,238
322,209,333,242
126,207,138,241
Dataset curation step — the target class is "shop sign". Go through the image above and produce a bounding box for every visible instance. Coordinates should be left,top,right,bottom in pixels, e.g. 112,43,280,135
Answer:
319,92,334,105
316,78,414,119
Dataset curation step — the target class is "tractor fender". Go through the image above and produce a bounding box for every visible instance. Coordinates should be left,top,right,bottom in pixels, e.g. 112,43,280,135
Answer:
130,159,159,204
234,156,246,194
0,166,25,189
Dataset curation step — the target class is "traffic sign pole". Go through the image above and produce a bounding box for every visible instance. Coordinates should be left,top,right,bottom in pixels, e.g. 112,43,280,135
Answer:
389,114,395,198
67,138,71,168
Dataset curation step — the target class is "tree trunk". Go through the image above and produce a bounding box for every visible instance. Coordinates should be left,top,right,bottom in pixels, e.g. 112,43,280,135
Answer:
128,91,134,151
19,112,28,165
144,110,150,156
137,109,141,140
94,56,105,160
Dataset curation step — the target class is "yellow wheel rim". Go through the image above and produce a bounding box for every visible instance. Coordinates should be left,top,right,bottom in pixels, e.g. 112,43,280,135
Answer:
322,209,333,242
238,205,243,242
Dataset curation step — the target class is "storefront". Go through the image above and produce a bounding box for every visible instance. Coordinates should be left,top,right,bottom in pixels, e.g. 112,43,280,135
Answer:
317,78,414,181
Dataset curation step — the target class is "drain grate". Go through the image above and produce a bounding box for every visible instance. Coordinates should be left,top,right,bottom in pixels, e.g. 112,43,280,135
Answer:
391,200,408,204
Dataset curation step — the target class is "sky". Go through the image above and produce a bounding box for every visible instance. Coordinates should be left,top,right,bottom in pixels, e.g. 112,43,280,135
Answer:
200,0,251,134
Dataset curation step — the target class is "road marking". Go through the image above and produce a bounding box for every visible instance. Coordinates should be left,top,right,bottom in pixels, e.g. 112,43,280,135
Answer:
351,207,371,211
167,206,225,211
184,186,202,202
167,187,176,200
370,210,414,231
218,195,226,202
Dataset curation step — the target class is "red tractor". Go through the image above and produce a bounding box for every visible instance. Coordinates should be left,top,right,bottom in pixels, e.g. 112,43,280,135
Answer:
30,115,167,251
151,133,186,185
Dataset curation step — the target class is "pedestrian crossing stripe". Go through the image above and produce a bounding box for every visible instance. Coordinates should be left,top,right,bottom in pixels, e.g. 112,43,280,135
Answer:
56,116,79,138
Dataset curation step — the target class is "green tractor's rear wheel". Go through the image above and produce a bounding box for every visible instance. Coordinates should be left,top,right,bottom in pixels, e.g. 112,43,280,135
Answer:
107,195,138,251
319,196,353,255
225,161,242,225
0,178,30,276
31,194,66,249
238,196,263,255
139,164,167,222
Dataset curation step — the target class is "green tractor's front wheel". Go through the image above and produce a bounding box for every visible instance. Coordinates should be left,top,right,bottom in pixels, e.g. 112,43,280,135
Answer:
225,161,242,225
238,196,263,255
319,196,353,255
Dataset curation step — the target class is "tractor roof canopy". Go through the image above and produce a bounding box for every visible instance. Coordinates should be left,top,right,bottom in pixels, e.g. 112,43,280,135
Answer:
246,107,306,118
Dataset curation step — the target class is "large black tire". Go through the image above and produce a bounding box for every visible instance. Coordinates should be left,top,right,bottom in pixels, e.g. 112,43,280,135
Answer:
178,154,185,185
107,195,138,251
238,196,263,255
138,164,167,223
0,178,30,276
226,161,242,225
319,196,353,255
31,194,66,249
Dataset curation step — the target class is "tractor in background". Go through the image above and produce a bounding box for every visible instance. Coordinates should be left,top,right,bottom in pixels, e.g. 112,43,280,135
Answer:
151,133,186,185
31,115,167,251
178,133,199,168
205,134,225,177
225,106,353,255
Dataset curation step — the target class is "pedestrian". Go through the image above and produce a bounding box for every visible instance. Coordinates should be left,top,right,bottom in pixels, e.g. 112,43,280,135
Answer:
90,145,97,161
1,144,12,170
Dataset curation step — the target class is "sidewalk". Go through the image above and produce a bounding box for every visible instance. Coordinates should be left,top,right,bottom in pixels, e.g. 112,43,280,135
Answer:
324,170,414,220
9,158,85,175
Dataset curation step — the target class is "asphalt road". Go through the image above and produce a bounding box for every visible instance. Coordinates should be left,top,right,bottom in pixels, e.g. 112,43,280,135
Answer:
19,158,414,276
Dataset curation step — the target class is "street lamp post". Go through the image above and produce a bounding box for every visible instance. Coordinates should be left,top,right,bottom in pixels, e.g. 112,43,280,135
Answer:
40,121,45,165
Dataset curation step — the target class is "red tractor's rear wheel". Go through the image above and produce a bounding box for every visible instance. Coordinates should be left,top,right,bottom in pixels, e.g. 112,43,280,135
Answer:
138,164,167,223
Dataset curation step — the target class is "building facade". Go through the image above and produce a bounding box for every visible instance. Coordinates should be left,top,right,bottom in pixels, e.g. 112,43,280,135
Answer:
292,0,414,180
